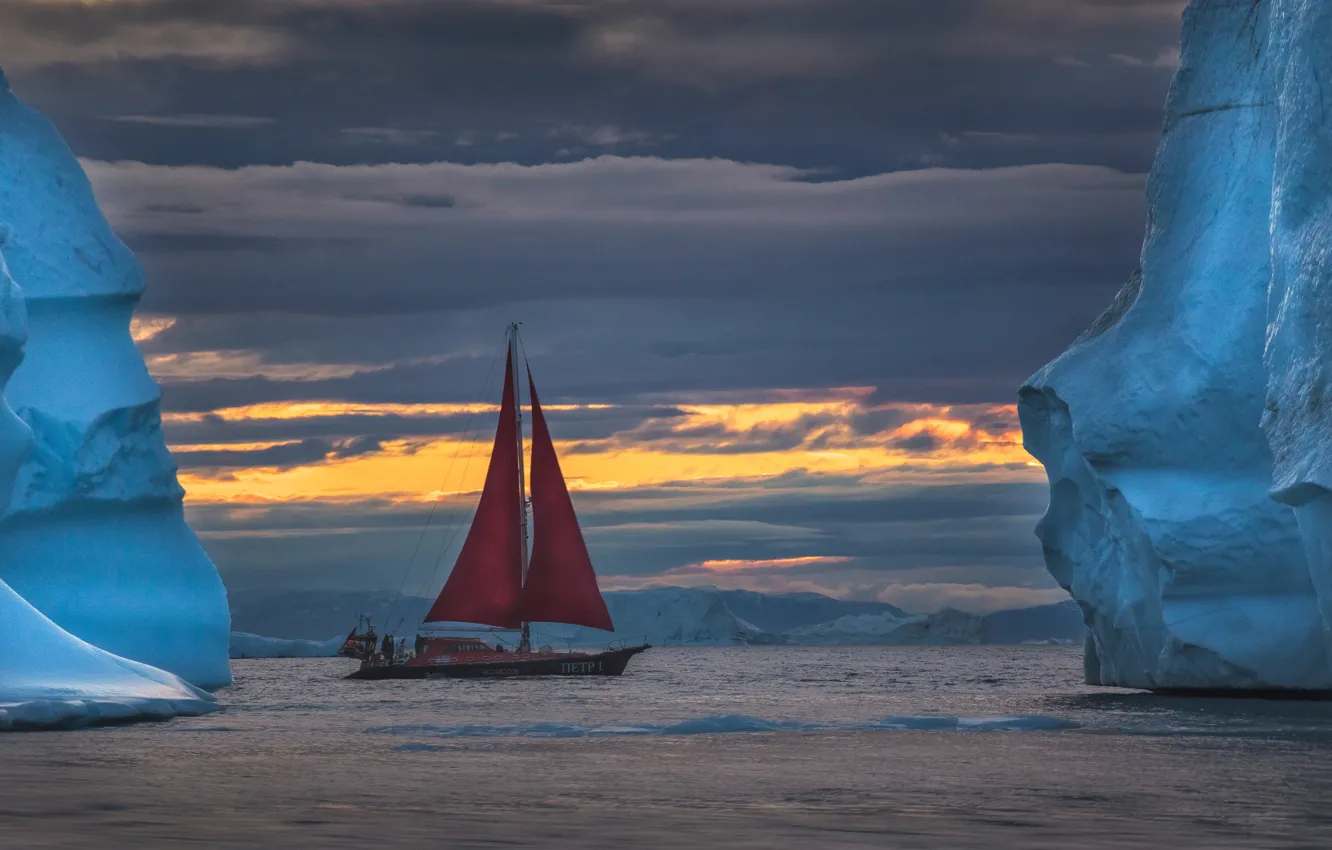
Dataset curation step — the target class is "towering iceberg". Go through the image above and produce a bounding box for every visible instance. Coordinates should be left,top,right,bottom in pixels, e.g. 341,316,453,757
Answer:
1261,2,1332,676
0,238,216,730
0,70,231,688
1020,0,1332,691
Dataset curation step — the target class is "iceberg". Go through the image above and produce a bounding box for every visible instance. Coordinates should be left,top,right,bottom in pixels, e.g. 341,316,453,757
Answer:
1020,0,1332,690
0,69,231,688
1262,2,1332,677
784,608,982,646
233,587,1081,647
532,587,776,647
421,587,778,647
0,581,218,731
0,236,215,730
710,588,906,632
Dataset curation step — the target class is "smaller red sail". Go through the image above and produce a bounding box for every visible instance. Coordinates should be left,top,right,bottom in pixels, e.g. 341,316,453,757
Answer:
423,354,524,628
518,372,615,631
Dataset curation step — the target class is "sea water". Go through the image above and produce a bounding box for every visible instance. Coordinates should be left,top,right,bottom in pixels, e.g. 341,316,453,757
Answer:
4,645,1332,848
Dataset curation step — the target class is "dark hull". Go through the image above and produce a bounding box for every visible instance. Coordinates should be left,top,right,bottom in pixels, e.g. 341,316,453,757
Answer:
346,645,650,680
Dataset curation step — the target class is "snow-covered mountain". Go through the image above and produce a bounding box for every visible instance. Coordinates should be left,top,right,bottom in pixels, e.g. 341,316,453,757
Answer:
230,632,347,659
981,601,1084,645
228,589,433,642
230,586,1083,649
537,587,773,647
785,608,983,646
712,589,905,633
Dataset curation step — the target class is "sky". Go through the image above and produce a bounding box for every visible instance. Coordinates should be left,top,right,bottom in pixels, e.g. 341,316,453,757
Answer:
0,0,1187,614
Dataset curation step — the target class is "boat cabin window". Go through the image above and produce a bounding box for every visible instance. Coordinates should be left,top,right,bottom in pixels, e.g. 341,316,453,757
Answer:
422,639,490,652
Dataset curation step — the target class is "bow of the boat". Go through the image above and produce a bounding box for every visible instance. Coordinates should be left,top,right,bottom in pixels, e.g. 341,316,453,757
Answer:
600,643,651,675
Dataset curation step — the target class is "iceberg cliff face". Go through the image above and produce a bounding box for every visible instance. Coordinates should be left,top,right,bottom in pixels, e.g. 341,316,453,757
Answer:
1262,2,1332,669
0,242,215,730
1020,0,1332,690
0,234,29,510
0,71,231,688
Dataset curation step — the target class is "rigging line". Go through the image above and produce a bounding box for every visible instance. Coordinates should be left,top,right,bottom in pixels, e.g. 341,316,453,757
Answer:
397,331,507,611
415,325,527,617
411,328,515,605
393,346,502,627
382,337,503,629
415,423,491,601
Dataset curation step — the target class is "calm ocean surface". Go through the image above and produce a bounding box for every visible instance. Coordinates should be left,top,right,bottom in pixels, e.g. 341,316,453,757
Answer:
5,646,1332,848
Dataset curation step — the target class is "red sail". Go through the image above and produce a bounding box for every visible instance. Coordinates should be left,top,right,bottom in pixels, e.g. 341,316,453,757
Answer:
518,372,615,631
423,354,524,628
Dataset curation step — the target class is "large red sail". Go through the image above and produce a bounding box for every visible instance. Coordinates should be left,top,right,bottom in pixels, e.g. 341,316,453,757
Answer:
423,354,524,628
518,372,615,631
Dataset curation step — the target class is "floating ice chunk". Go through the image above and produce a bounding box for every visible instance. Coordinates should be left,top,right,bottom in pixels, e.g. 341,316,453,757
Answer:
366,714,1078,739
0,580,217,731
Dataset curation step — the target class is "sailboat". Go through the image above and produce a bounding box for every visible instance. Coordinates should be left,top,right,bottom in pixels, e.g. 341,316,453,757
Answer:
346,325,650,680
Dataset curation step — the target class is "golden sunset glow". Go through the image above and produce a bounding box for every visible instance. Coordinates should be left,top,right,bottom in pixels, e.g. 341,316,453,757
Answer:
129,316,176,343
172,396,1035,504
165,400,614,424
678,556,854,573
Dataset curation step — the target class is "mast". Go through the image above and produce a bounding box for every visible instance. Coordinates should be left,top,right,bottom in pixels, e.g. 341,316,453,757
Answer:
509,323,533,652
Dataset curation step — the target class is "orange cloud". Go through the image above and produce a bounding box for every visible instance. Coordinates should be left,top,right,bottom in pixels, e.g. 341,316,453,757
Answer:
165,400,611,423
671,555,853,574
171,395,1039,504
130,316,176,343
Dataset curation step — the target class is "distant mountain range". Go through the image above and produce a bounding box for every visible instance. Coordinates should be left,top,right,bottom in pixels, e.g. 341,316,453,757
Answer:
227,587,1085,648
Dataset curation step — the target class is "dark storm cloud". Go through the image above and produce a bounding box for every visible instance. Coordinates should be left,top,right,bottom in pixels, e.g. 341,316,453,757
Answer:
573,479,1050,530
0,0,1180,603
1,0,1174,410
162,405,689,445
185,478,1050,542
145,283,1114,411
188,477,1053,603
110,113,277,129
894,433,943,453
128,233,341,253
564,410,841,456
94,155,1145,319
173,436,386,470
2,0,1182,174
398,194,457,210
